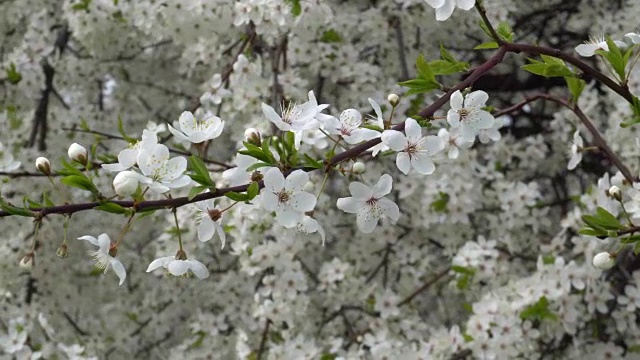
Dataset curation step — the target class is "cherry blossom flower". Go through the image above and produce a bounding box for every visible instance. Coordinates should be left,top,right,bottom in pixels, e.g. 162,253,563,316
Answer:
575,36,626,57
146,256,209,279
258,168,317,228
437,127,473,159
102,129,157,172
425,0,475,22
381,118,445,175
262,91,321,132
296,216,326,245
447,90,494,142
194,198,226,248
336,174,400,233
567,130,583,170
168,111,224,144
77,234,126,286
319,109,379,144
199,73,231,106
137,144,191,193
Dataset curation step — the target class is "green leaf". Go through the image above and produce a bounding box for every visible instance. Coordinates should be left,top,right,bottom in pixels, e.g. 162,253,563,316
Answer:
439,43,456,63
428,60,469,76
621,234,640,244
239,143,273,163
61,175,97,193
245,162,272,172
474,42,499,50
0,198,36,217
117,116,137,143
285,0,301,16
565,77,586,102
430,192,450,213
496,22,514,42
521,62,573,77
72,0,92,11
520,296,558,321
246,182,259,200
95,202,129,215
188,155,215,187
397,78,441,96
5,63,22,85
578,227,607,237
224,191,249,202
302,154,323,169
320,29,342,43
187,185,209,201
602,36,626,81
451,265,475,275
57,159,84,177
595,206,622,230
415,54,437,83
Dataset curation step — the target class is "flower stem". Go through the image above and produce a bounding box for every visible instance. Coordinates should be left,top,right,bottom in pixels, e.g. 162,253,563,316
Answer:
172,207,184,252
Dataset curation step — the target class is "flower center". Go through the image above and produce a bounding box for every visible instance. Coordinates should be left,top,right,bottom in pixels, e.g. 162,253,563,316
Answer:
458,108,470,120
278,191,290,203
207,208,222,221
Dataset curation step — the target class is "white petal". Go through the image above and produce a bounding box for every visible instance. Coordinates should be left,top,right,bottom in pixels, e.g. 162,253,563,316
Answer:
381,130,407,151
425,0,445,8
404,118,423,142
379,198,400,222
163,156,188,181
396,153,411,175
276,207,303,228
447,110,461,128
435,3,454,21
168,124,189,141
450,90,464,110
468,111,495,129
411,156,436,175
356,208,379,233
167,174,192,189
261,192,280,211
289,192,317,212
168,260,189,276
349,181,373,199
422,136,445,154
575,43,597,57
187,260,209,279
626,32,640,44
146,256,174,272
215,222,226,249
110,258,127,286
568,153,582,170
464,90,488,108
197,219,215,241
77,235,99,246
97,233,111,253
337,197,363,213
372,174,393,198
456,0,475,10
178,111,196,135
264,167,285,192
285,170,309,192
460,124,477,141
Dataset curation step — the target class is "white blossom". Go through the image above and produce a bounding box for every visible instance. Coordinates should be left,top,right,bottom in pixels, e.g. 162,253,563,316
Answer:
146,256,209,279
258,168,317,228
137,144,191,193
77,234,126,286
424,0,476,21
447,90,495,141
168,111,224,144
381,118,445,175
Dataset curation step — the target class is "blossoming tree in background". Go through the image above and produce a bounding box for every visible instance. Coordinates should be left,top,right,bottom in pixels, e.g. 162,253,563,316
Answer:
3,0,640,359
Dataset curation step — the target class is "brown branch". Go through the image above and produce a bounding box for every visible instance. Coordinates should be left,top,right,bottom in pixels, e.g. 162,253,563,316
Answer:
397,267,451,307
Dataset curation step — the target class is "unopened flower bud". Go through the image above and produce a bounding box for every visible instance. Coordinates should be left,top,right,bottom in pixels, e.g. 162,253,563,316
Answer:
608,185,622,201
387,93,400,107
592,251,616,270
35,157,51,175
56,244,68,259
113,171,140,197
68,143,88,165
244,128,261,146
352,162,366,174
19,252,35,269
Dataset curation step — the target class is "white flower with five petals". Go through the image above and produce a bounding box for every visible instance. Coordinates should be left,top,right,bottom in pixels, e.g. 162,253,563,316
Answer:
336,174,400,233
575,36,626,57
168,111,224,144
320,109,379,144
137,144,191,193
258,168,317,228
102,130,157,172
381,118,445,175
146,256,209,279
447,90,495,142
262,91,327,148
77,233,126,286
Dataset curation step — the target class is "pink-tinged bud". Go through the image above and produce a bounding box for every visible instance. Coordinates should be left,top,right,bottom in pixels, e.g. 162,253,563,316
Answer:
608,186,622,201
113,171,140,197
352,162,366,174
387,94,400,107
244,128,261,146
68,143,88,165
19,252,35,269
35,157,51,175
592,252,615,270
